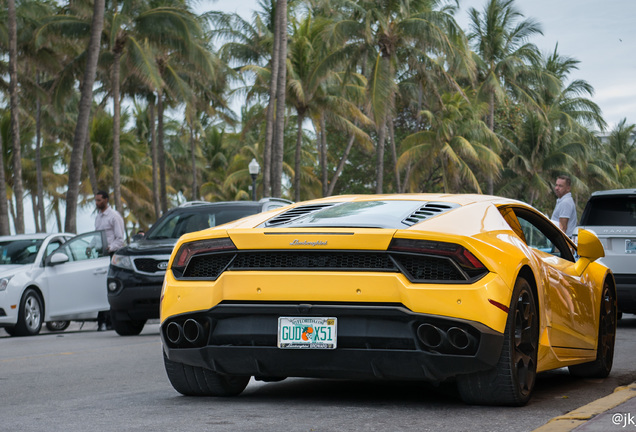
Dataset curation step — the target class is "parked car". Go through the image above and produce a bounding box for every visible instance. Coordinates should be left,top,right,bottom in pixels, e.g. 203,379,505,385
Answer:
0,231,110,336
107,198,292,336
578,188,636,317
160,194,616,406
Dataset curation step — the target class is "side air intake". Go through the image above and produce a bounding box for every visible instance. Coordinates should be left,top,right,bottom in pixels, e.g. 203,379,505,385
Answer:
402,202,460,227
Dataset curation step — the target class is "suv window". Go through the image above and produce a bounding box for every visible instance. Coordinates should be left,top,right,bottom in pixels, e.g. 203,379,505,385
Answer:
580,196,636,226
146,205,260,240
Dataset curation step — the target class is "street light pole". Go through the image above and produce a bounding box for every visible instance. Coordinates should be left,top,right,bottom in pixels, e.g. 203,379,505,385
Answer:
248,158,260,201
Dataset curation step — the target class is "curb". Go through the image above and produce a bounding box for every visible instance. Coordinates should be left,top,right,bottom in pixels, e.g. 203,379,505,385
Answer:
533,382,636,431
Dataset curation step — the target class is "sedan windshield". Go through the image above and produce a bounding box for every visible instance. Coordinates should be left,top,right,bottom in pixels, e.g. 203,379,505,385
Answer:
0,239,44,265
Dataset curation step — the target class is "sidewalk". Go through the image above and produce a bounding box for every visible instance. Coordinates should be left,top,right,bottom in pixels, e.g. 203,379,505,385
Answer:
534,382,636,431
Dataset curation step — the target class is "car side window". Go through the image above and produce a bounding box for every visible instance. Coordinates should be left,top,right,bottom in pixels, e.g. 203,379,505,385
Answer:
62,232,106,262
45,240,63,257
517,217,558,255
513,209,575,262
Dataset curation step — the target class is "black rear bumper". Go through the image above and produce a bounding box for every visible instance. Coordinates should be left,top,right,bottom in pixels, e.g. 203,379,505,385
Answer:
162,303,504,383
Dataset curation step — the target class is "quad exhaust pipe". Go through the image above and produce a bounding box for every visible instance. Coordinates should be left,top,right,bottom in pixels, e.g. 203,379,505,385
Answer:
165,319,207,346
166,321,183,344
417,323,476,353
183,319,205,344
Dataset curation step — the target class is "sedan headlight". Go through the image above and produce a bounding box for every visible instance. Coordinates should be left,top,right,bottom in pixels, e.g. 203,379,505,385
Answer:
0,276,13,291
110,253,134,270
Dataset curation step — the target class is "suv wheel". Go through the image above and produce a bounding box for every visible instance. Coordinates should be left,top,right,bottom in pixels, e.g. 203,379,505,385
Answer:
112,314,146,336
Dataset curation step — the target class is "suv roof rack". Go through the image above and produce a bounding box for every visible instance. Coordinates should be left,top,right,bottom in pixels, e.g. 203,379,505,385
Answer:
178,201,211,207
259,197,293,205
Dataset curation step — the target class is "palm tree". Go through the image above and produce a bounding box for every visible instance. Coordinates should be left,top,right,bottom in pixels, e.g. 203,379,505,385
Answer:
270,0,289,198
327,0,468,193
210,2,279,197
468,0,543,193
8,0,24,233
286,15,370,200
104,2,188,213
604,119,636,187
398,91,501,193
65,0,106,233
147,6,215,212
499,46,605,208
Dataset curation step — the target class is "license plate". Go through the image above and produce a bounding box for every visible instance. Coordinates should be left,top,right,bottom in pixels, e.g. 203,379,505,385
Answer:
627,240,636,254
277,317,337,349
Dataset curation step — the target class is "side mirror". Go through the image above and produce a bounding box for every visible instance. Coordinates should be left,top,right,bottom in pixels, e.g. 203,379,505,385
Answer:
46,252,70,266
573,229,604,274
577,229,604,261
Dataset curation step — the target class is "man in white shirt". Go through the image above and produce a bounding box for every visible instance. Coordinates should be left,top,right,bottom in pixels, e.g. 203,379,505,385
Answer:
551,175,578,238
93,190,125,254
90,190,125,331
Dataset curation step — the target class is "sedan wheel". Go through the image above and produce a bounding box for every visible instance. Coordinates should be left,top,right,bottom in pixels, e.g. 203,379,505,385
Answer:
13,289,44,337
46,321,71,332
458,276,538,406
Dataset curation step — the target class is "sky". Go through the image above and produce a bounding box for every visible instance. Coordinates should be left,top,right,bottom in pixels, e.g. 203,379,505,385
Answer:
201,0,636,130
20,0,636,234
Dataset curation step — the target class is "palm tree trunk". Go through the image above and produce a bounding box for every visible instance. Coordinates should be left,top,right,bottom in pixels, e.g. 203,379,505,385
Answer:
0,129,9,234
271,0,288,198
263,3,282,198
327,131,356,197
112,49,123,212
487,90,495,195
149,100,160,219
388,117,400,192
65,0,105,233
54,199,62,232
375,116,386,194
157,90,168,213
35,76,46,232
85,139,99,193
190,125,198,200
8,0,24,234
293,111,303,202
31,194,39,232
320,115,328,197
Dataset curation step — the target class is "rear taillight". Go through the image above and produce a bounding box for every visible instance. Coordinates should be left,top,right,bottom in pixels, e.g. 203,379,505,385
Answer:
172,238,236,270
388,238,486,271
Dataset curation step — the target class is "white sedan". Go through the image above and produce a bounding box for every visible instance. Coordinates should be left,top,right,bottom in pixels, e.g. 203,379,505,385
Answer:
0,231,110,336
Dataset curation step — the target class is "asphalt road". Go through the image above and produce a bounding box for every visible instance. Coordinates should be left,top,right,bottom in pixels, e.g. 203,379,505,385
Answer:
1,318,636,432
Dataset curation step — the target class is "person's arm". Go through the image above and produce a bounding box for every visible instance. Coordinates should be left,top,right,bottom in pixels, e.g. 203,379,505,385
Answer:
110,215,125,251
559,217,569,233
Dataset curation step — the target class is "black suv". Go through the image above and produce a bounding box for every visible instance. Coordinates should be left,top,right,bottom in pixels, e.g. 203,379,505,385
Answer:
107,199,291,335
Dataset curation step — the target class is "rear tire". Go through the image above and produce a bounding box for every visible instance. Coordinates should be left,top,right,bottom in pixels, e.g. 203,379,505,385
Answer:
163,351,250,396
46,321,71,332
569,280,616,378
13,289,44,336
457,277,538,406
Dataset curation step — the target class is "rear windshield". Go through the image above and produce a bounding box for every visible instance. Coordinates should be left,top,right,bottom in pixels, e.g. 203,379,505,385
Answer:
580,196,636,226
146,206,259,240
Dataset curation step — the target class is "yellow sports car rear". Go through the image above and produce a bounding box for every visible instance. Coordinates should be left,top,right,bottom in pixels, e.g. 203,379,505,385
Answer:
160,194,616,406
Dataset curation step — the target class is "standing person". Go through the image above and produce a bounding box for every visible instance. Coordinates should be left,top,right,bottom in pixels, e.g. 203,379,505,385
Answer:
551,175,578,238
92,190,125,254
90,190,125,331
